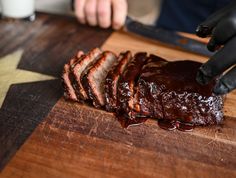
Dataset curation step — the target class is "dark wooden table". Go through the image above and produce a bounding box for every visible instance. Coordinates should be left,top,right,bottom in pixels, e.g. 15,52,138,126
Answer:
0,11,111,172
0,12,236,178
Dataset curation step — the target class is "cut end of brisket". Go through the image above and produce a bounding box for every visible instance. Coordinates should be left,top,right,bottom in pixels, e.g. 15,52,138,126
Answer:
61,50,84,101
82,51,117,108
72,48,102,100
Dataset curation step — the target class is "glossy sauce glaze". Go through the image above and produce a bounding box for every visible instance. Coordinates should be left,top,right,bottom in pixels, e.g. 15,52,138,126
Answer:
116,60,224,131
117,52,148,116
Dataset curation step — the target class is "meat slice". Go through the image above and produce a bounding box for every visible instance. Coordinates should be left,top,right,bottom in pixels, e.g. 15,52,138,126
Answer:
81,51,117,107
132,54,168,118
117,52,148,117
104,51,132,112
62,50,84,101
136,59,224,127
72,48,102,100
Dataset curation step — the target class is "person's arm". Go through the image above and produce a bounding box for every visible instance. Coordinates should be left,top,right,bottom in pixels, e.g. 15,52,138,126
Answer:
74,0,127,29
196,1,236,95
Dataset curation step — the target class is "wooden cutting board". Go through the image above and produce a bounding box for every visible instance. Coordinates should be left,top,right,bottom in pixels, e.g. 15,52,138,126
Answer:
0,12,235,178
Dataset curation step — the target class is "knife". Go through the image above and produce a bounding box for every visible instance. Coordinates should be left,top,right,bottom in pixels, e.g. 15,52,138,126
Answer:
123,16,214,57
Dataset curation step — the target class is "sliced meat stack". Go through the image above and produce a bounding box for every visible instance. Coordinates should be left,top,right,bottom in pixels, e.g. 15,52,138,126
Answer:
131,54,168,119
62,50,84,101
72,48,102,101
61,48,224,131
81,51,117,107
117,52,148,117
105,51,132,112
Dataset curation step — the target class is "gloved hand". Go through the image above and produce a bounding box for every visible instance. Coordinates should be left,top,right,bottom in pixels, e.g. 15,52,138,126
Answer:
196,1,236,95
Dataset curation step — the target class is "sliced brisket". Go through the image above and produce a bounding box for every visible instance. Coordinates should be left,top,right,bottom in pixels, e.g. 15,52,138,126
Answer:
117,52,148,117
81,51,117,108
62,49,225,131
104,51,132,112
132,54,168,118
62,50,84,101
72,48,102,100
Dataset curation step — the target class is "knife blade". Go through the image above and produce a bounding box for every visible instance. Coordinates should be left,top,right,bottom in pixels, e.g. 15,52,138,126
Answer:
124,16,214,57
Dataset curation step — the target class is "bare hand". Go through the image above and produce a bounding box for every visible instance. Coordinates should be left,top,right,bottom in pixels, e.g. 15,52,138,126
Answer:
74,0,127,29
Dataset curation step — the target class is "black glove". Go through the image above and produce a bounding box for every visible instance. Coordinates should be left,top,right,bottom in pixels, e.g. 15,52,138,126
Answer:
196,1,236,95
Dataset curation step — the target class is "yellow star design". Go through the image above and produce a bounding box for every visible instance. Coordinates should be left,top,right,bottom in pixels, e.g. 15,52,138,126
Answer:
0,50,56,108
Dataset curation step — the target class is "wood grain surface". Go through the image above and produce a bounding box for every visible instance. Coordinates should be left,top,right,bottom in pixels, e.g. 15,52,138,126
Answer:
0,13,236,178
0,12,112,172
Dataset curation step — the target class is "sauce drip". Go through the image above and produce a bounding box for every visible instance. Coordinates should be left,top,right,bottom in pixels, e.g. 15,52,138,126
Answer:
116,114,194,132
158,119,194,131
116,114,148,128
157,119,176,131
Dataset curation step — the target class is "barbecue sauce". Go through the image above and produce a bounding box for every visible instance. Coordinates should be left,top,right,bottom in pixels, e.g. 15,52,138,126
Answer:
115,60,223,131
116,115,194,132
116,114,148,128
158,119,194,131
